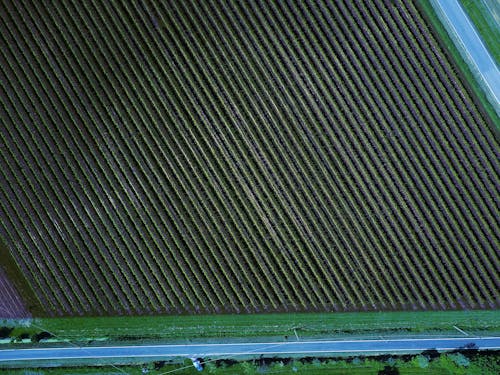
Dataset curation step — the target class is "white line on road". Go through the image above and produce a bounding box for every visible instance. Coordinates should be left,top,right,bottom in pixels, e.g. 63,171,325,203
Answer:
4,336,499,352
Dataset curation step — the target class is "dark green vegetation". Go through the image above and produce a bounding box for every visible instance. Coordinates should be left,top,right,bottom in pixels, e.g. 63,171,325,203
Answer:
0,0,499,317
2,352,499,374
459,0,500,66
3,310,499,343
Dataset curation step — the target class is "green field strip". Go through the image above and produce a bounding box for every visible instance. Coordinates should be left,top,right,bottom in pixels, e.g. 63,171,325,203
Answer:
17,310,500,342
3,352,499,375
459,0,500,66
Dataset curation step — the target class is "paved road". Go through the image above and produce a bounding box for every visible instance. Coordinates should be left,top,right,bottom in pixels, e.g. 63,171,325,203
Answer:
0,337,499,362
433,0,500,112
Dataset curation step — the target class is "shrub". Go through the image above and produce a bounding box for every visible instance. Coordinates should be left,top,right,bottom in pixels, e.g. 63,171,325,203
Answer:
411,354,429,368
0,326,13,339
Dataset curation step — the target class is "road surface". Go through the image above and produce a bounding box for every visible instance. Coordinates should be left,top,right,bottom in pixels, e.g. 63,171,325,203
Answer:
0,337,499,363
433,0,500,112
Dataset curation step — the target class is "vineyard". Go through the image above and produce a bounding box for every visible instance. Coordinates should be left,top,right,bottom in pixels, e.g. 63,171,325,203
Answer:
0,267,29,319
0,0,498,317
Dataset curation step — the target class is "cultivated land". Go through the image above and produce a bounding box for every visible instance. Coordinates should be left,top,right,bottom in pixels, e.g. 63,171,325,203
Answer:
0,0,499,317
0,268,28,320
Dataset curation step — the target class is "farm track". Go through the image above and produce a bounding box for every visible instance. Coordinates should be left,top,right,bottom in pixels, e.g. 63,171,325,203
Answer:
0,0,498,316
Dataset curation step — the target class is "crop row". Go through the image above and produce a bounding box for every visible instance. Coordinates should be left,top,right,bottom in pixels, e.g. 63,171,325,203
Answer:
0,0,498,316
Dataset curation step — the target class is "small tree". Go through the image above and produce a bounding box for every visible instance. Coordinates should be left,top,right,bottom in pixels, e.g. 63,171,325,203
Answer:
411,354,429,368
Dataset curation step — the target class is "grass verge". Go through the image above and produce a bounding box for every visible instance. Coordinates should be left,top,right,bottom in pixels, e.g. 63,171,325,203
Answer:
2,310,499,344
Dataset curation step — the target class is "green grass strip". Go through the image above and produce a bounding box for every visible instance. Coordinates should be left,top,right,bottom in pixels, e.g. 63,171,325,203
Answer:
6,310,495,342
418,0,500,130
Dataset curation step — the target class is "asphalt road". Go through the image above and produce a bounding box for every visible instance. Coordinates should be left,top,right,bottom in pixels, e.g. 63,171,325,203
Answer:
434,0,500,110
0,337,499,363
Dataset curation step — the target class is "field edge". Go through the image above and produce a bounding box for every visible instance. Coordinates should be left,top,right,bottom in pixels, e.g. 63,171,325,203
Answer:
2,310,499,344
0,238,43,317
418,0,500,129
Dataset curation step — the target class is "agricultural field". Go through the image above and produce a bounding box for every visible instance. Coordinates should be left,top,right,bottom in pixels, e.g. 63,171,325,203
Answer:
0,0,499,317
0,267,29,319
